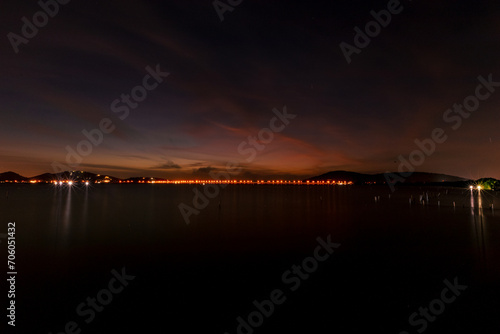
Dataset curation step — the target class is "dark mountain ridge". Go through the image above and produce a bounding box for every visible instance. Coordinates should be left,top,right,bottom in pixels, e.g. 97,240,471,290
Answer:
304,170,472,185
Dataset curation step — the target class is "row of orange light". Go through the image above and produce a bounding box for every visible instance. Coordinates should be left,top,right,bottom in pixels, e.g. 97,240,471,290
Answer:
48,179,353,185
137,180,352,184
53,180,90,186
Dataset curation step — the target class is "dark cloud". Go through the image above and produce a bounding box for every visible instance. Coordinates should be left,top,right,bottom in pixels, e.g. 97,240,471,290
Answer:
152,161,181,170
193,167,215,175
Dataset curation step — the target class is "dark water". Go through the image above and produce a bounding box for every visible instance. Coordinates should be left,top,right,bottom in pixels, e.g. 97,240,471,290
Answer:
1,184,499,333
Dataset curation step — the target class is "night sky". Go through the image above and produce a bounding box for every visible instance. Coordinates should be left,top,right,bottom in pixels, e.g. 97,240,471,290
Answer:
1,0,499,180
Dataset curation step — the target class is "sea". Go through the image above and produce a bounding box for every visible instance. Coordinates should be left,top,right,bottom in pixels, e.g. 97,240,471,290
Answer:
1,183,499,333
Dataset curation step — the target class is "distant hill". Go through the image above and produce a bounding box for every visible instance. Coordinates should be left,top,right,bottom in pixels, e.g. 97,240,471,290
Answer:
32,171,98,181
31,173,58,182
0,169,494,187
392,172,469,183
304,170,471,185
477,178,500,190
30,171,122,183
1,171,122,183
0,171,28,182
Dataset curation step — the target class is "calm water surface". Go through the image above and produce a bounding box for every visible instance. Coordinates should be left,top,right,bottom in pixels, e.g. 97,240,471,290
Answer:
1,184,499,333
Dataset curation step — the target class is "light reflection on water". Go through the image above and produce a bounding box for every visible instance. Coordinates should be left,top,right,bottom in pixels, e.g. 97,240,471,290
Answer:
62,185,72,243
2,184,500,333
470,188,492,272
82,185,88,233
2,184,500,273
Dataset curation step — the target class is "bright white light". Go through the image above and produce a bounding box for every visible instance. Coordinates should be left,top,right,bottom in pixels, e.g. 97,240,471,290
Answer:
470,186,474,190
68,181,73,186
477,185,482,190
59,181,63,186
85,181,89,186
